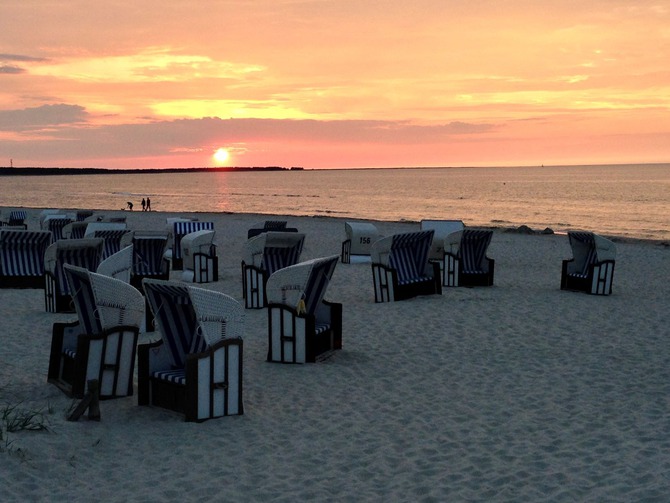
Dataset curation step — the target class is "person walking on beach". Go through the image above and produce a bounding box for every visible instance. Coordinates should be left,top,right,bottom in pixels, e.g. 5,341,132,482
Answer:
141,198,146,211
146,197,151,211
127,201,133,211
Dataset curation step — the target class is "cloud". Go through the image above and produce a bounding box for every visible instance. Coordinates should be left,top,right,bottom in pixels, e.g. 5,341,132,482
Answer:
0,65,25,74
0,104,89,131
0,53,48,62
0,114,496,164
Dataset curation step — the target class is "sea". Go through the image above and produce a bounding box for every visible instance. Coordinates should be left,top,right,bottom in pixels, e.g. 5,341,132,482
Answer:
1,163,668,241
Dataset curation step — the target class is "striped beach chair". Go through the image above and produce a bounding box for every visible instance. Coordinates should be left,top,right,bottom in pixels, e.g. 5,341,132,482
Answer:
180,229,218,283
371,230,441,302
341,221,382,264
138,279,244,422
561,231,616,295
85,222,129,259
241,231,306,309
442,229,495,287
0,229,52,288
48,264,144,398
121,231,170,333
2,210,28,229
42,214,74,242
167,220,214,270
44,238,104,313
266,255,342,363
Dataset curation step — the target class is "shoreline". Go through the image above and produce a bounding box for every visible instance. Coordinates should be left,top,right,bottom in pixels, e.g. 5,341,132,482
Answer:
4,205,668,247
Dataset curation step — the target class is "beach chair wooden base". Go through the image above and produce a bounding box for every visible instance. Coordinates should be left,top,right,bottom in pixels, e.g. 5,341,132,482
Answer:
138,338,244,422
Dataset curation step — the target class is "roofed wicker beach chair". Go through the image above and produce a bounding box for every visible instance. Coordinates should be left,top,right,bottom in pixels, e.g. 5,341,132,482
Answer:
42,214,74,242
241,231,306,309
96,244,133,283
0,229,52,288
420,219,465,262
85,222,130,259
121,231,170,333
442,229,495,287
561,231,616,295
138,279,244,422
341,221,382,264
1,210,28,229
180,229,218,283
48,264,144,399
371,230,441,302
266,255,341,363
247,220,298,239
44,237,104,313
62,221,89,239
165,219,214,270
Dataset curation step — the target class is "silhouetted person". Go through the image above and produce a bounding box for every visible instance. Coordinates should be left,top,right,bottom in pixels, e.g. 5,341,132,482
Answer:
146,197,151,211
141,198,146,211
127,201,133,211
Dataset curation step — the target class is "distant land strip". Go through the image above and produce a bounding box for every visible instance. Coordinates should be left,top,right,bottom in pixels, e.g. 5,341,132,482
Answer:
0,166,304,176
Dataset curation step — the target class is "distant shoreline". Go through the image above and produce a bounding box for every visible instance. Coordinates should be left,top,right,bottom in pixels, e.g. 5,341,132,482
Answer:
1,162,667,176
0,166,304,176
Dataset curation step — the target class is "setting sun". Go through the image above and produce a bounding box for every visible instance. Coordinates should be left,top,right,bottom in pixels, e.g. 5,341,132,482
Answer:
213,147,230,164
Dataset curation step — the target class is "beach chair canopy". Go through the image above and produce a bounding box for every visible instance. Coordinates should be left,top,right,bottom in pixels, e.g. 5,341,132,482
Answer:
420,219,465,260
266,255,339,315
344,221,382,256
96,244,133,283
243,231,305,274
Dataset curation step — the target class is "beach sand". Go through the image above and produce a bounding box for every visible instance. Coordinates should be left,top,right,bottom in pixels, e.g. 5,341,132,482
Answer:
1,208,669,502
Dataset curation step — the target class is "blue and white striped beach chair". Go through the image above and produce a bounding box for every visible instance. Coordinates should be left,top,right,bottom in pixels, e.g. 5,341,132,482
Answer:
341,221,382,264
42,214,73,242
138,279,244,422
266,255,342,363
180,229,218,283
120,231,170,333
166,220,214,270
0,229,52,288
561,231,616,295
241,231,306,309
442,229,495,287
2,210,28,229
47,264,144,398
371,230,441,302
44,237,104,312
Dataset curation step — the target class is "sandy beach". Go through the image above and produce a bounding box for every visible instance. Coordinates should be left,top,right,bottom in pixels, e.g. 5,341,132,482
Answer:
1,208,669,502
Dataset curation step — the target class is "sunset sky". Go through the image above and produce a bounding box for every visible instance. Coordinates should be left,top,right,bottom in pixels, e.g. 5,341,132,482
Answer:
1,1,669,169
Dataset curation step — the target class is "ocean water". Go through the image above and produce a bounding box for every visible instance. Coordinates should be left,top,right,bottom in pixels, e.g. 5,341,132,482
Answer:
1,164,668,240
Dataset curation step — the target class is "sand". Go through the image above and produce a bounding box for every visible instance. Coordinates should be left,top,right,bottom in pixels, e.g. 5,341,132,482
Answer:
1,208,669,502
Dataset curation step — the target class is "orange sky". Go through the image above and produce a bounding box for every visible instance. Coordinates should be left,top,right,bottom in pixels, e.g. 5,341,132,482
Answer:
1,1,669,169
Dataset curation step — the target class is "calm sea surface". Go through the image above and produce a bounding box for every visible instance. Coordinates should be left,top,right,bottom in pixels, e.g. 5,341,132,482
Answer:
1,164,668,240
